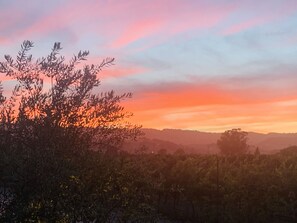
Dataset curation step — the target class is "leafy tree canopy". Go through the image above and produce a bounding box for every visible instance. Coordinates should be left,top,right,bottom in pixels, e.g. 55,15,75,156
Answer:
0,40,141,154
217,128,249,155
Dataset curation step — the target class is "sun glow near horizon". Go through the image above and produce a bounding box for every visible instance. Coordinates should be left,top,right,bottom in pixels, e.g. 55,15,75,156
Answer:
1,0,297,133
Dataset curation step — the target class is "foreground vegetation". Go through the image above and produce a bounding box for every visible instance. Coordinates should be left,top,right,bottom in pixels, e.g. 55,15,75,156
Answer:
1,41,297,222
1,150,297,222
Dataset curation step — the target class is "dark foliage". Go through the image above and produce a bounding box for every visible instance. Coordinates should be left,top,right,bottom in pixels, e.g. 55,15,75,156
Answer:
217,128,249,155
0,41,142,222
2,151,297,222
0,42,296,222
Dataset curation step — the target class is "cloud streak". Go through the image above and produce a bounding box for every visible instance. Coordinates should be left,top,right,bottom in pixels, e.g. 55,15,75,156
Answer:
1,0,297,132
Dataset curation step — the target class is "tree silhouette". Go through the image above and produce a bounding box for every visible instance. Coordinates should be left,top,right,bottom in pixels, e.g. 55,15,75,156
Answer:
217,128,249,155
0,40,141,154
0,41,142,221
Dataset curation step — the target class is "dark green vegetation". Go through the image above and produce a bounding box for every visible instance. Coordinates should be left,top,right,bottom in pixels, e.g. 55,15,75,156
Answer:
1,42,297,222
217,129,249,155
0,41,141,222
1,151,297,222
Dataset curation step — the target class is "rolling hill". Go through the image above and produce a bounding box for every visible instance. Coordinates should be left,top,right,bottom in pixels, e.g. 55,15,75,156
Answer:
123,128,297,154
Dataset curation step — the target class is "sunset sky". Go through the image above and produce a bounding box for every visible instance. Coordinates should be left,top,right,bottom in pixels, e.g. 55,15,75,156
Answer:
1,0,297,133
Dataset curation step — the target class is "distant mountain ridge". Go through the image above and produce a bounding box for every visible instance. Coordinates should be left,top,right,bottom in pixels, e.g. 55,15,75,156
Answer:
123,128,297,154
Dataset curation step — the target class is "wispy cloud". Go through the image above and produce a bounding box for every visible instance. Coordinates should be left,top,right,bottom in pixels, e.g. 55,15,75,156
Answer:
1,0,297,132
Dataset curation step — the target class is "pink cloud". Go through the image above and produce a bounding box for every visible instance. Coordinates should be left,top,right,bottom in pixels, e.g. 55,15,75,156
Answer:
111,19,164,48
18,5,81,40
123,71,297,113
222,1,297,35
222,18,266,35
0,6,32,44
2,0,297,48
109,1,237,49
100,65,148,79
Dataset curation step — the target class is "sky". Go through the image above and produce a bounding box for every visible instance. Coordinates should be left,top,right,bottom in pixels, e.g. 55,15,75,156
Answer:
1,0,297,133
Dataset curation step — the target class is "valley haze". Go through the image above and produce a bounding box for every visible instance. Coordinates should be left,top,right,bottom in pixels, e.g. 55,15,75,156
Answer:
123,128,297,154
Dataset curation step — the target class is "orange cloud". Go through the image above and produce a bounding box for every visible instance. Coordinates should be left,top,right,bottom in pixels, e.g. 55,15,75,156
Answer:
125,98,297,133
122,79,297,133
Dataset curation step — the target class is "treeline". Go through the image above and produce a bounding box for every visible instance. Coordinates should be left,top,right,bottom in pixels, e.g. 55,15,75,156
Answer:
1,150,297,222
1,41,297,222
0,40,141,222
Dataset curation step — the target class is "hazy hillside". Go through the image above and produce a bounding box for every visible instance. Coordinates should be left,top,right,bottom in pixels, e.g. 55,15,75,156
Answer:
142,128,219,145
127,128,297,154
